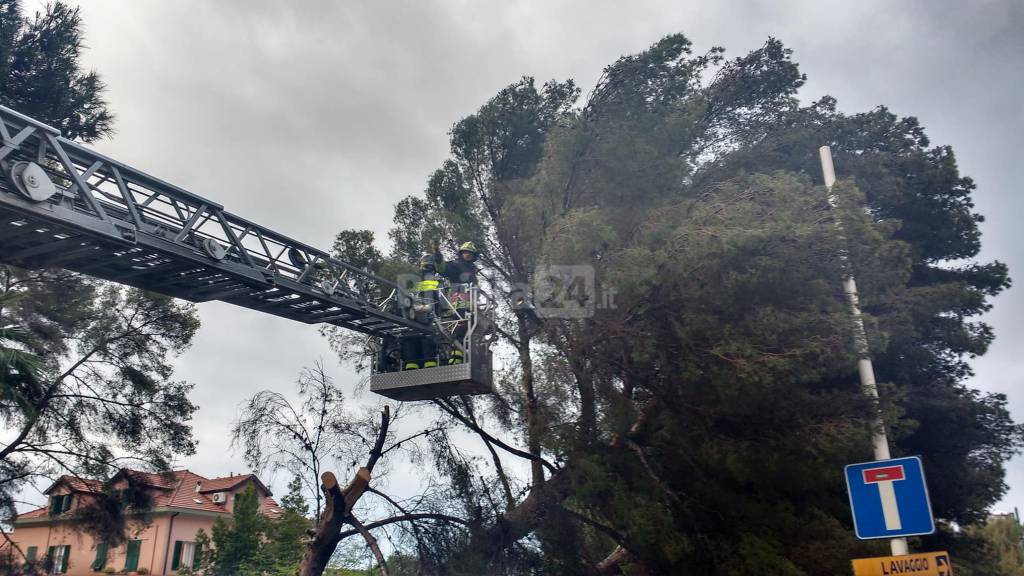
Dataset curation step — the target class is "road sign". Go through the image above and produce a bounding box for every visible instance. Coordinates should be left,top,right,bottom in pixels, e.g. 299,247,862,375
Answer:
845,456,935,539
851,551,953,576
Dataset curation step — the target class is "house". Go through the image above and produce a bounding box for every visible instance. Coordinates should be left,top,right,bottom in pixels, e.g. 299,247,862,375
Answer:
5,469,284,575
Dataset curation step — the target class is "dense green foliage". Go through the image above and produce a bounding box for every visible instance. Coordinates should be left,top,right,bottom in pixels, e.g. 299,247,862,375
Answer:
281,475,311,517
0,0,112,141
0,290,40,418
964,514,1024,576
203,485,311,576
207,487,263,575
0,268,200,527
330,34,1021,575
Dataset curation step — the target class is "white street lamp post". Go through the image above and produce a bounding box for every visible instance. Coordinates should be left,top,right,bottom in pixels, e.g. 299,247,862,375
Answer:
820,145,909,557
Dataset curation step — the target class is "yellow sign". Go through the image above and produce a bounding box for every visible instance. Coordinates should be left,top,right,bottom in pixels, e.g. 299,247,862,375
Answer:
851,551,953,576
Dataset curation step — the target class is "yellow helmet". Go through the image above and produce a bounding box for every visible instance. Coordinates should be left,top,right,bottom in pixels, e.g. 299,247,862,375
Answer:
418,253,437,271
459,241,478,255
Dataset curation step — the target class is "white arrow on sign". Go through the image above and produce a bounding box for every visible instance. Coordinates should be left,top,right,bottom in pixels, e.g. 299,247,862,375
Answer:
863,465,906,530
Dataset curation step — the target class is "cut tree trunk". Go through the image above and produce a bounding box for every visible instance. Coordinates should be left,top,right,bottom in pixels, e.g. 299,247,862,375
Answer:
296,406,388,576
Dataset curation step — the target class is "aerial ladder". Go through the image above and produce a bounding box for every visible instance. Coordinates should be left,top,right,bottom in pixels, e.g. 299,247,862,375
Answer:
0,104,493,401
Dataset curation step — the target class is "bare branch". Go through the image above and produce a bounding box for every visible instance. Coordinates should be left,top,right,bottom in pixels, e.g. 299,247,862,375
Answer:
433,399,556,473
337,512,471,539
365,406,390,473
596,546,631,575
349,514,390,576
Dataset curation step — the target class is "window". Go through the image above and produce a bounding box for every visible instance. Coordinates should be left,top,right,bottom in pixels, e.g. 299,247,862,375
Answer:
25,546,37,562
171,541,202,571
48,494,72,516
91,543,108,571
46,545,70,574
124,539,141,572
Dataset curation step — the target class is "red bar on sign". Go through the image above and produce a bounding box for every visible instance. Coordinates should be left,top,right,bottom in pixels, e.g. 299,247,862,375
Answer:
863,465,905,483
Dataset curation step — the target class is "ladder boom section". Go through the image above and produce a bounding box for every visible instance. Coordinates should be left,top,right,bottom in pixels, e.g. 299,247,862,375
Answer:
0,104,429,337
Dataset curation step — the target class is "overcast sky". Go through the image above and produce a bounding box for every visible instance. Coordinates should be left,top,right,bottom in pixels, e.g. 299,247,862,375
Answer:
24,0,1023,515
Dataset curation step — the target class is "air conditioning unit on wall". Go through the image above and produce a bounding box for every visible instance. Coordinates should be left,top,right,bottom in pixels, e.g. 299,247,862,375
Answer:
212,492,228,504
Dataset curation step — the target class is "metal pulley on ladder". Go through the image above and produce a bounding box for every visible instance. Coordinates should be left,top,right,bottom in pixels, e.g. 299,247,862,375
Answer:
10,161,57,202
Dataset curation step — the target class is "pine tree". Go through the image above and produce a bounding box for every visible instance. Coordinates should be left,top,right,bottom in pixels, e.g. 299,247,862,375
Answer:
0,0,113,141
259,509,313,576
209,486,265,575
324,33,1021,574
204,484,311,576
258,475,315,575
281,475,311,517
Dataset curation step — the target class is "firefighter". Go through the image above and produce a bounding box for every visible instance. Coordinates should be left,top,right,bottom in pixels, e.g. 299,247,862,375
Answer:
400,253,441,370
437,241,479,285
436,241,479,364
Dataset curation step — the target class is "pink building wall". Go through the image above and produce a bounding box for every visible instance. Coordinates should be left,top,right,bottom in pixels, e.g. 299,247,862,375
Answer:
9,514,216,576
7,475,278,575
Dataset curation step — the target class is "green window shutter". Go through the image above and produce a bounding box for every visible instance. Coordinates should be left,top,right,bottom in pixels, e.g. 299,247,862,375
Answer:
171,540,182,570
91,543,108,570
192,543,202,570
124,540,141,571
60,545,70,573
50,494,69,515
46,545,55,564
25,546,37,561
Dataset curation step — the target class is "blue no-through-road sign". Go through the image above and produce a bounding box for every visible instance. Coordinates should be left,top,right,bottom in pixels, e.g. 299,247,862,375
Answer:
845,456,935,540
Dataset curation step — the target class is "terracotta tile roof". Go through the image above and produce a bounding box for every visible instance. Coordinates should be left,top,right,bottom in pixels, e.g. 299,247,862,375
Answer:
14,507,48,520
259,496,286,519
197,474,256,493
198,474,273,498
44,469,179,495
153,470,275,515
117,469,180,489
154,470,226,513
42,475,104,495
20,469,283,520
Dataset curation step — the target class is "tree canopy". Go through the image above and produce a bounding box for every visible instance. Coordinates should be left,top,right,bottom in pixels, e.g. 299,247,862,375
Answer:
326,34,1021,575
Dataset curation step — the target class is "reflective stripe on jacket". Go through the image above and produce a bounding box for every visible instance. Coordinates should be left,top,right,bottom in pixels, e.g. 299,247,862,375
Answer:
414,279,439,292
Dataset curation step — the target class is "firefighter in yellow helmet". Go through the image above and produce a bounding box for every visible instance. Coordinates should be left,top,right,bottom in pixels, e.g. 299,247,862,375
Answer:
438,241,479,285
436,241,479,364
